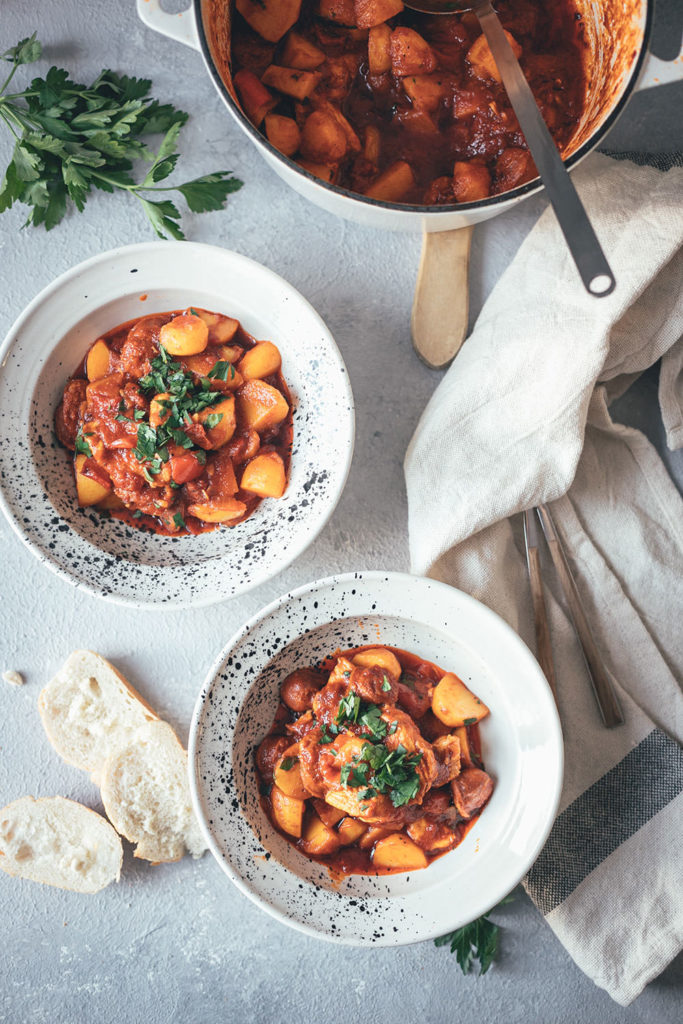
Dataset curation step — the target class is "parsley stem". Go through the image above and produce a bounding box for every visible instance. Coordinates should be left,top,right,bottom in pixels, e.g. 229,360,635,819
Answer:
0,108,20,141
0,61,19,97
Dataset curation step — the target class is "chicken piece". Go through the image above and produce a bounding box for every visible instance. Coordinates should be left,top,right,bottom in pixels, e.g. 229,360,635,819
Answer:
421,786,457,823
349,663,398,704
432,734,461,786
119,316,166,378
381,706,437,802
311,657,355,726
495,147,537,193
285,709,317,741
451,767,493,820
396,674,432,718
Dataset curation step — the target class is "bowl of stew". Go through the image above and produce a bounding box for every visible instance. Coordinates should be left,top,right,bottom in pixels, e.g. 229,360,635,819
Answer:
189,571,563,944
139,0,657,232
0,242,354,607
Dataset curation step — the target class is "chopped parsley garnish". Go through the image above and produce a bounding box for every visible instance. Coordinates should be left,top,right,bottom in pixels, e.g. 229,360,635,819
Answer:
336,691,361,725
132,510,143,519
318,723,338,745
207,360,235,382
279,756,297,772
381,674,392,692
463,717,477,726
339,739,423,808
172,512,186,530
74,432,93,457
357,703,387,741
202,412,223,429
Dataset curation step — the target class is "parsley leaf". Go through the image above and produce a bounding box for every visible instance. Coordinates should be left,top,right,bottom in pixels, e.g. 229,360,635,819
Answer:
336,691,361,725
318,723,338,745
74,432,93,457
434,897,514,975
381,674,392,692
0,38,243,236
279,756,297,772
207,360,235,382
172,512,186,530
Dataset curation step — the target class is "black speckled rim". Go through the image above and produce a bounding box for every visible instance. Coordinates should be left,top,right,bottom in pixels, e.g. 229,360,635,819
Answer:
194,0,653,218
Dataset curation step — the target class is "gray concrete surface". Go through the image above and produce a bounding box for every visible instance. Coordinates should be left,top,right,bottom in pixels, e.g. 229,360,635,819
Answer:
0,2,681,1022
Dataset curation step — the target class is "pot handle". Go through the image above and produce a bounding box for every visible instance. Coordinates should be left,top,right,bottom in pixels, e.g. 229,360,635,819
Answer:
136,0,200,51
636,43,683,91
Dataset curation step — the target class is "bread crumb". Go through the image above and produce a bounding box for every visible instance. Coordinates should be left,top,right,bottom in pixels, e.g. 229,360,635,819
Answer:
3,670,24,688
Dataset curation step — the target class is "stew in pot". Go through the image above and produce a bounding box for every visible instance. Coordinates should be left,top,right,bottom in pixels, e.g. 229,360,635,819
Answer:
232,0,588,204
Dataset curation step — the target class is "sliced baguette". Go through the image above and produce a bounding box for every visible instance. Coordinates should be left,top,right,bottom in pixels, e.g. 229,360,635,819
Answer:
100,721,207,864
38,651,159,785
0,796,122,893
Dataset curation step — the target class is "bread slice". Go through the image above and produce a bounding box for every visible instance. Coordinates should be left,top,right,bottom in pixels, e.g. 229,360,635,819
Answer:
100,721,206,864
38,651,159,785
0,796,122,893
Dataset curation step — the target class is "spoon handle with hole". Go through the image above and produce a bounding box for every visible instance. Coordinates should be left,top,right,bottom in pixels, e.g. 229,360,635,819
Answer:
476,0,616,297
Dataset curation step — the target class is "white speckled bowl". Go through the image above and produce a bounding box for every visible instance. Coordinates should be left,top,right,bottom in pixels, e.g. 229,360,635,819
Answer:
189,571,563,945
0,242,354,607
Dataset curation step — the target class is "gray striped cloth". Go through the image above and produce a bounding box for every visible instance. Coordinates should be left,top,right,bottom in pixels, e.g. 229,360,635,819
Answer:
405,152,683,1005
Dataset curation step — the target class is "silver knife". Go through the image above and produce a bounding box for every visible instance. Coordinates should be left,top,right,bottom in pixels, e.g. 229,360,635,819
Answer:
536,504,623,728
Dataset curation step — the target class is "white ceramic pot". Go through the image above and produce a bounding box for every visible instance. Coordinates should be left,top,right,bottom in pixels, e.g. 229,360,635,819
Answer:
137,0,681,233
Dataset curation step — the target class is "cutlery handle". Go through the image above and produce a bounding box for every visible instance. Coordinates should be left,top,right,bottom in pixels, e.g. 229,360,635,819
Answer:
411,227,473,369
476,1,616,297
537,506,623,727
526,544,559,703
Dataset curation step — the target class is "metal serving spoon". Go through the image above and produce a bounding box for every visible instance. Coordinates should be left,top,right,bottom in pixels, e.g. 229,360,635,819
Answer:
404,0,616,297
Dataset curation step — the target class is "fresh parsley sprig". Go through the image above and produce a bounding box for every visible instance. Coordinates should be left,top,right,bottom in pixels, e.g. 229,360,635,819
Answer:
434,895,515,975
0,34,243,237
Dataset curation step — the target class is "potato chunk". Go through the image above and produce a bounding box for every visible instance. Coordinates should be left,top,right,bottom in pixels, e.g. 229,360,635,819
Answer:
149,392,171,429
452,161,491,202
365,160,415,201
274,749,310,800
75,454,111,507
270,785,305,837
319,0,356,25
238,341,282,381
296,159,337,183
432,672,489,728
236,0,302,43
402,74,448,112
186,498,246,523
265,114,301,157
337,817,367,845
236,380,289,432
352,647,401,679
467,30,521,84
240,452,286,498
160,315,209,357
197,396,236,448
86,339,110,382
390,28,437,77
195,311,240,345
281,31,326,70
372,833,428,871
261,66,322,101
300,813,341,856
234,69,277,126
355,0,404,29
368,24,392,73
313,799,345,829
301,109,349,162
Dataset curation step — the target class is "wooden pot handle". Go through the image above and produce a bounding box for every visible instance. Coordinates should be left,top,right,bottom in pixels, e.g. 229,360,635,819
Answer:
411,226,474,370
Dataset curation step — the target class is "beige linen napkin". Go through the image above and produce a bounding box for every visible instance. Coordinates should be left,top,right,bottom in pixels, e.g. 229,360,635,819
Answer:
404,152,683,1006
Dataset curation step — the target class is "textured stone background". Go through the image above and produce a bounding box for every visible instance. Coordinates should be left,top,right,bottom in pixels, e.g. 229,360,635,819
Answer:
0,2,681,1022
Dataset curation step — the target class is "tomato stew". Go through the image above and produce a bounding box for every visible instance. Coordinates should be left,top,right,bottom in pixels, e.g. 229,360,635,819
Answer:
55,308,292,536
232,0,588,204
256,644,493,876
